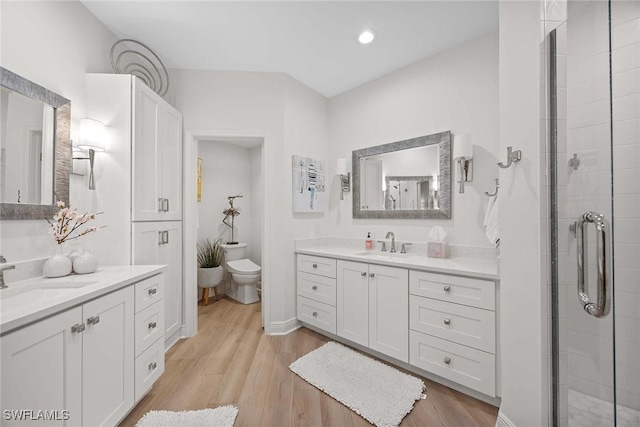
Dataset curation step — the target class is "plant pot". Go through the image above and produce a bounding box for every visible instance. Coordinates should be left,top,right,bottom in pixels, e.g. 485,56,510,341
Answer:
197,266,223,288
43,246,72,278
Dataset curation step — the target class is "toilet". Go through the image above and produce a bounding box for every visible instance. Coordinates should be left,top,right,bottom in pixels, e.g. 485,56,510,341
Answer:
220,243,261,304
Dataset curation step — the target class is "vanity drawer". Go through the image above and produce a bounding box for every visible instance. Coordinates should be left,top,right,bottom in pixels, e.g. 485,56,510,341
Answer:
135,336,165,402
134,300,164,357
410,296,495,353
297,254,336,279
297,296,337,334
409,271,494,310
135,274,164,313
410,331,495,396
297,272,337,306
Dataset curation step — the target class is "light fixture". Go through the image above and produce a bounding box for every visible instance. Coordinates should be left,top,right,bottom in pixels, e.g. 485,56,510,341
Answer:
358,29,376,44
453,134,473,193
73,118,107,190
336,158,351,200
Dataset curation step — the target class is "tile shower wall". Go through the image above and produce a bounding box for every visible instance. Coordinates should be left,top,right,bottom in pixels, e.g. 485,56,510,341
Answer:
561,0,640,413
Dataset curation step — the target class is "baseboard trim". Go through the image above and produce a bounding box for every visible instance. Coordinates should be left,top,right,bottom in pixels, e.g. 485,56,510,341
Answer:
269,317,301,335
496,411,516,427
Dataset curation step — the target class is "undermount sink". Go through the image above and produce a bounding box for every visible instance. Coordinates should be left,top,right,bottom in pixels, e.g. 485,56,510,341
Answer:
356,251,412,259
0,279,97,300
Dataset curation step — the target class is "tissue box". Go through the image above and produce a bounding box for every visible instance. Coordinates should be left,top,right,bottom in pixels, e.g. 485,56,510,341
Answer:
427,242,448,258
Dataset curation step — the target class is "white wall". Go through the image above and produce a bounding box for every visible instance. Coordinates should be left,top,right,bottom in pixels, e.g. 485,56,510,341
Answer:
0,1,117,261
175,69,329,332
197,141,254,247
498,1,544,426
250,146,263,265
327,31,499,247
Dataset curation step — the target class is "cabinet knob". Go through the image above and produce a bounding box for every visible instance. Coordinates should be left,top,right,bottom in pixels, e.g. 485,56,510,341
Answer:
444,357,451,365
443,285,451,292
149,362,157,371
87,316,100,326
71,323,85,333
443,318,451,326
361,272,367,277
148,288,158,296
312,312,318,317
148,321,157,329
312,263,318,269
312,285,318,291
369,273,375,278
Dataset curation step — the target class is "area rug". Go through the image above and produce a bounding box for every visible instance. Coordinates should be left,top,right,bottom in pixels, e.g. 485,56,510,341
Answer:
135,405,238,427
289,342,425,427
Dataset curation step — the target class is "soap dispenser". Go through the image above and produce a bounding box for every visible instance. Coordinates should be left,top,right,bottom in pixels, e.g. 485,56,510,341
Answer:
365,232,373,250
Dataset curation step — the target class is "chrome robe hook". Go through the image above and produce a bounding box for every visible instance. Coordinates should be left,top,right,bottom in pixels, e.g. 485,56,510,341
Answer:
498,146,522,168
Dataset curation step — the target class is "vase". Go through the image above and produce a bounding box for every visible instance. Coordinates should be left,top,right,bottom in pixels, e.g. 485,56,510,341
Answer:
73,250,99,274
197,266,223,288
43,246,72,278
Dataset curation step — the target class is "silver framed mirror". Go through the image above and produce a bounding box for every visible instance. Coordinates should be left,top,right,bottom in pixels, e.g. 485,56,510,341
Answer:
352,130,451,219
0,67,71,220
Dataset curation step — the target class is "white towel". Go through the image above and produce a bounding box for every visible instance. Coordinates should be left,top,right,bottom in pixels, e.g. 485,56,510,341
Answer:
484,194,499,246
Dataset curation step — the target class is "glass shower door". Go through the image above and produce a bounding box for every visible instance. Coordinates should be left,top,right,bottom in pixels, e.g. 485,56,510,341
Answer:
551,1,640,426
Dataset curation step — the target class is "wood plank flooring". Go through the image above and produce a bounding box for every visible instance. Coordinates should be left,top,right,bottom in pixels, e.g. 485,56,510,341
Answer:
119,298,499,426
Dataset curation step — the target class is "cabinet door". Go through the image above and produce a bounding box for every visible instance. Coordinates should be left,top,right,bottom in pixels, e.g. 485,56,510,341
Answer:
368,265,409,362
82,286,134,427
160,104,182,221
132,80,161,221
1,307,82,427
132,222,182,345
336,260,369,347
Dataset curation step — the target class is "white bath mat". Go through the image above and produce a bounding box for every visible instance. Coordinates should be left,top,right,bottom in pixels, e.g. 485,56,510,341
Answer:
289,342,425,427
135,405,238,427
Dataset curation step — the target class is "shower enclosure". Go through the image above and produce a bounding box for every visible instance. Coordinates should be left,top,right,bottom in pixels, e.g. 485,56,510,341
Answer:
548,0,640,425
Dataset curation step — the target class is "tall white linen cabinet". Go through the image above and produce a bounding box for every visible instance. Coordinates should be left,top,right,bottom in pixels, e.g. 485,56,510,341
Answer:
86,74,184,348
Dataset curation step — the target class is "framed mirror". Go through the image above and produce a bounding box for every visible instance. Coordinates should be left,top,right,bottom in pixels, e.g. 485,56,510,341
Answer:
0,67,71,220
352,130,451,219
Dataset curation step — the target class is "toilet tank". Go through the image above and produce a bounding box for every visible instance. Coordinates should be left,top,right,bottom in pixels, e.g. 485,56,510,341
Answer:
221,243,248,262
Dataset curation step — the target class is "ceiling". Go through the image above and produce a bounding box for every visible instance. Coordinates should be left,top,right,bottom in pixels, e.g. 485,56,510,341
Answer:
82,1,499,98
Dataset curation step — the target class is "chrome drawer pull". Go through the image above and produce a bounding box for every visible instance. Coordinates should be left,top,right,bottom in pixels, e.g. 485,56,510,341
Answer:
148,321,157,329
361,272,367,277
148,288,157,296
443,285,451,292
312,263,318,269
443,318,451,326
87,316,100,325
312,312,318,317
369,273,375,278
71,323,85,333
158,198,164,212
444,357,451,365
149,362,157,371
312,285,318,290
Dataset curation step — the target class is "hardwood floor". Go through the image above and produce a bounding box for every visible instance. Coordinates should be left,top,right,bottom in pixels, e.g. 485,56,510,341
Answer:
119,298,499,426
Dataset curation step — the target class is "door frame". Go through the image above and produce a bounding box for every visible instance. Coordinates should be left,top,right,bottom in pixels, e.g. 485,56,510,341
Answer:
182,129,271,337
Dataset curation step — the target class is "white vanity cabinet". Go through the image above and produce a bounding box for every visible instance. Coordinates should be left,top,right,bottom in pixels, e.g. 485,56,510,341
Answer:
296,255,337,334
409,271,496,396
1,286,134,427
132,80,183,222
336,260,409,362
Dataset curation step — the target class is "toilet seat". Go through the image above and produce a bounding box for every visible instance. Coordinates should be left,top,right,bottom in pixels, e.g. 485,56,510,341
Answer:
227,259,261,274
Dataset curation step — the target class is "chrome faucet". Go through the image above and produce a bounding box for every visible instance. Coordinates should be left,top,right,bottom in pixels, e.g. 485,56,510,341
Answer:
0,256,16,289
385,232,396,253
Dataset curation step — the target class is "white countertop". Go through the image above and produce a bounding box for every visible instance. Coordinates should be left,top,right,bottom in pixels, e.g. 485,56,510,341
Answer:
295,246,498,280
0,265,166,335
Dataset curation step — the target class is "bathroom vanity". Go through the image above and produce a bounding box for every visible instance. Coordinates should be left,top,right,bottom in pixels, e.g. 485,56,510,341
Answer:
0,265,165,426
295,243,499,404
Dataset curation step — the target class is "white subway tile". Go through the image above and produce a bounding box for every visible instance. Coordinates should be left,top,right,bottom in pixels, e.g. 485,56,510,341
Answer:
568,51,610,84
568,100,610,129
615,169,640,194
568,75,610,107
615,267,640,293
613,144,640,170
613,42,640,74
614,118,640,146
614,68,640,98
614,93,640,122
616,291,640,319
613,18,640,50
611,1,640,26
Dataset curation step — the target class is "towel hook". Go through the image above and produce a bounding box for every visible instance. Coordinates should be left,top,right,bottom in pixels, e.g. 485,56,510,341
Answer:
498,146,522,168
485,179,499,197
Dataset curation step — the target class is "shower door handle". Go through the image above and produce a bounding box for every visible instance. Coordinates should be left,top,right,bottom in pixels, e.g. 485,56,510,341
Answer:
575,211,610,318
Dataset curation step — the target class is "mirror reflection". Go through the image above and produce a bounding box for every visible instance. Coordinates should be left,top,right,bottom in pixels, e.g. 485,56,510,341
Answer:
352,130,451,219
0,86,55,205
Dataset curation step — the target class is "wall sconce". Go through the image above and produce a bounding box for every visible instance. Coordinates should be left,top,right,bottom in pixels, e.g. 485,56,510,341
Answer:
73,118,107,190
336,158,351,200
453,134,473,193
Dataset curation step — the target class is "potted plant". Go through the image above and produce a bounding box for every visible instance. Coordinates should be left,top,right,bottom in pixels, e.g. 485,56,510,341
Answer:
197,238,224,304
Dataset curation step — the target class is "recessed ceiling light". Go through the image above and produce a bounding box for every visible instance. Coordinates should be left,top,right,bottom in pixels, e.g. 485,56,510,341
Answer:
358,29,376,45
